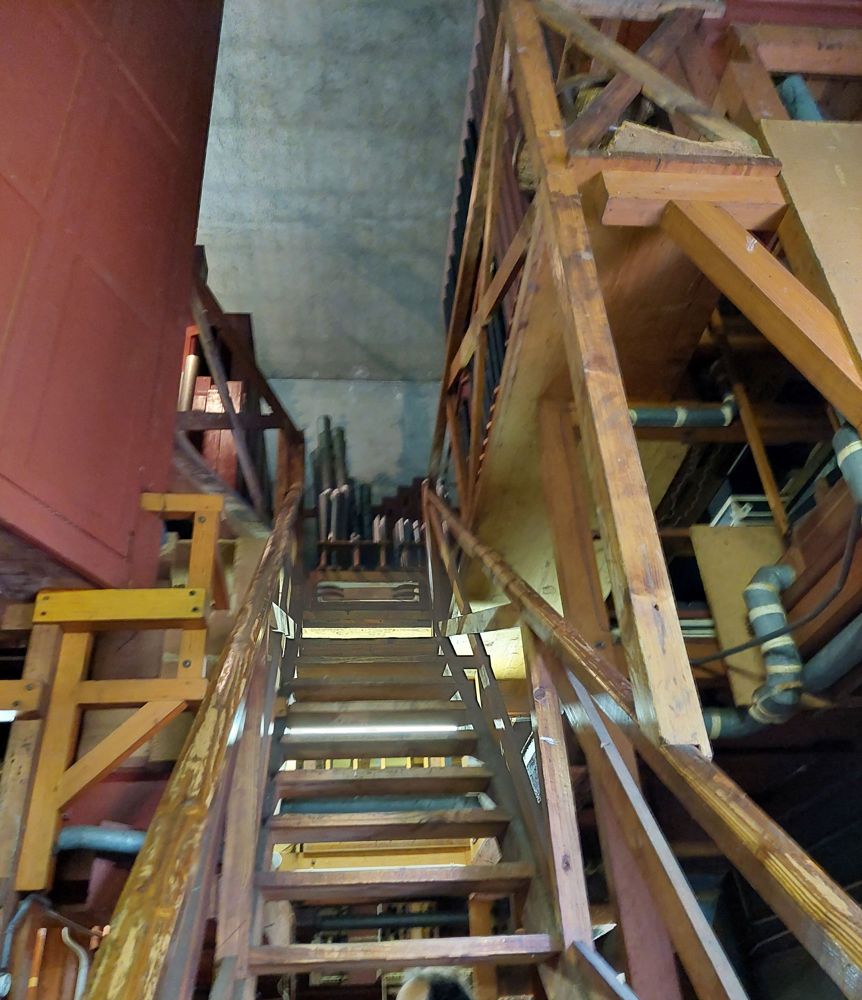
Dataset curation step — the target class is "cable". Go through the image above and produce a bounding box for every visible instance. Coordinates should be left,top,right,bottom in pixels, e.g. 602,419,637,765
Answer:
692,504,862,667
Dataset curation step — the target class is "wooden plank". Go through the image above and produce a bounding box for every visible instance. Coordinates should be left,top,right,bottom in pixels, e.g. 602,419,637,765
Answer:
274,766,492,799
506,0,710,751
140,493,225,517
280,732,478,761
57,701,186,808
286,677,460,702
286,701,467,728
257,863,533,904
523,631,593,947
545,0,722,15
427,488,862,997
295,663,447,682
566,10,701,149
440,603,520,636
0,602,34,631
761,121,862,370
268,809,509,843
585,170,785,229
0,680,44,718
248,935,559,974
34,588,206,630
534,1,758,148
299,637,441,660
469,897,499,1000
0,626,61,929
74,678,208,707
16,632,91,890
746,25,862,76
661,200,862,425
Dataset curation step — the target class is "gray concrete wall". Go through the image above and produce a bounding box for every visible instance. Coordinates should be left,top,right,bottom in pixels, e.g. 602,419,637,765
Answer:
271,378,438,502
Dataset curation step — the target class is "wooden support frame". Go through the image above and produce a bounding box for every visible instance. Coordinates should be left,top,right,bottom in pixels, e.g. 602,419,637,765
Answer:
425,487,862,997
505,0,709,752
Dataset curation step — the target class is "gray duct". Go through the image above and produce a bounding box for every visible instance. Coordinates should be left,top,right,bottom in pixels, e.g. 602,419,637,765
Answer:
55,826,145,855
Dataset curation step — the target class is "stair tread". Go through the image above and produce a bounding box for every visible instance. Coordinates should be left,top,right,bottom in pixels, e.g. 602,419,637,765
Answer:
248,935,559,973
299,638,441,662
286,678,459,701
274,766,492,798
280,731,477,760
285,700,466,726
294,663,449,681
268,808,510,842
257,862,533,902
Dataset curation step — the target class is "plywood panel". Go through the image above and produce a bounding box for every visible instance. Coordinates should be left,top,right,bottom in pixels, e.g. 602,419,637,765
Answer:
762,121,862,368
691,525,785,705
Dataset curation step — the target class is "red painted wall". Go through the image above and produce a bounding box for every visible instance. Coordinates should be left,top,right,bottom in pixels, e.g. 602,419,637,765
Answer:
0,1,223,588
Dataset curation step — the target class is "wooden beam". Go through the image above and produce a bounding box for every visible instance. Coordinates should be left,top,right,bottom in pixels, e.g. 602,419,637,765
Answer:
175,411,282,432
56,701,187,808
440,602,520,636
565,10,701,149
523,631,593,948
506,0,709,751
140,493,225,518
448,205,536,385
535,0,758,149
661,199,862,426
33,588,207,631
745,25,862,76
0,680,44,718
426,488,862,997
584,170,785,229
469,898,499,1000
0,602,34,632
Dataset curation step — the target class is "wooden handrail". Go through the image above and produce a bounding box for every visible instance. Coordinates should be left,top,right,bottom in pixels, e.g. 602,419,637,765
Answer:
423,486,862,998
84,436,304,1000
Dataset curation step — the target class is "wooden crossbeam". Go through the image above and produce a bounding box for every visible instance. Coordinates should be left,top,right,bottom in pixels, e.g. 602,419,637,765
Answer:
535,0,758,149
584,170,786,229
565,9,701,149
140,493,224,517
34,588,207,631
56,701,187,808
74,679,208,707
661,200,862,426
744,25,862,76
0,680,44,718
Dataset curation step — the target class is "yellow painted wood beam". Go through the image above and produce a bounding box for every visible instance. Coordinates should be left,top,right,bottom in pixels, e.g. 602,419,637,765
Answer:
34,588,207,630
74,678,208,707
140,492,225,518
0,680,45,718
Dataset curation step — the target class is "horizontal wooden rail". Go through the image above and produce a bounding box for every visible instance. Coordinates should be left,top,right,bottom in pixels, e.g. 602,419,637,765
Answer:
423,486,862,998
84,437,304,1000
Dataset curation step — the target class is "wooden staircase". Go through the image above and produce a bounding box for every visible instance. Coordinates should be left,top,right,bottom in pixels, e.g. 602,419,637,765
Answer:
220,567,562,994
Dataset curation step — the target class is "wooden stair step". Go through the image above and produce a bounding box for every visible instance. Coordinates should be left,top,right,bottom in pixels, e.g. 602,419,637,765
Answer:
285,701,466,727
303,610,431,627
248,935,559,974
294,662,448,681
285,678,460,702
299,638,442,662
256,862,533,903
280,731,477,760
274,766,492,799
268,808,509,843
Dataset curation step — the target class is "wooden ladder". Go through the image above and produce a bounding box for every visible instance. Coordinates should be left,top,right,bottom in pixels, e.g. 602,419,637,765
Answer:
214,567,564,997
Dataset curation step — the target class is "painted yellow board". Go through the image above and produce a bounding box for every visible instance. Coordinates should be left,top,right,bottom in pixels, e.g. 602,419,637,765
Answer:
761,121,862,368
34,588,207,630
691,525,784,705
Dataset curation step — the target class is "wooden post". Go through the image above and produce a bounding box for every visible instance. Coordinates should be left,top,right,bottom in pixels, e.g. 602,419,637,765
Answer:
537,402,683,1000
469,897,499,1000
505,0,709,752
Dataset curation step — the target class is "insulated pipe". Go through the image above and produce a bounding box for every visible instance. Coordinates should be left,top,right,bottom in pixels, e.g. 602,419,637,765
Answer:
803,611,862,694
55,826,146,855
628,393,737,429
777,74,824,122
834,426,862,505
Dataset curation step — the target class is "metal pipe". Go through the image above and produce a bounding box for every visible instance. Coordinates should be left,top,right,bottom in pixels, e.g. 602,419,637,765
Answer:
777,74,823,122
55,826,146,855
61,927,90,1000
176,354,199,412
295,911,468,932
629,393,737,429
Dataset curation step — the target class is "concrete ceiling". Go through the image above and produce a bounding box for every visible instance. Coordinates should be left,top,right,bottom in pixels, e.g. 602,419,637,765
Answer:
198,0,476,381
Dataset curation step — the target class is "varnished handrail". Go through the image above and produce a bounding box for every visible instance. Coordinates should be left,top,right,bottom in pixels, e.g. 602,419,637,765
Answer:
423,486,862,998
84,439,304,1000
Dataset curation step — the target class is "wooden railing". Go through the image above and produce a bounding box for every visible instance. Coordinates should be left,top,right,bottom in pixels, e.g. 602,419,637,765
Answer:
423,484,862,999
82,297,305,998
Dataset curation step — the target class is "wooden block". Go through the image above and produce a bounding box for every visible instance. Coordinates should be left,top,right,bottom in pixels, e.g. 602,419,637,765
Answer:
34,588,207,630
0,680,45,718
585,170,786,229
0,602,35,631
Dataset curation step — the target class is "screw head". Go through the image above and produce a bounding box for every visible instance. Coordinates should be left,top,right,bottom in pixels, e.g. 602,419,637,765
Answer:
182,659,192,668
